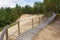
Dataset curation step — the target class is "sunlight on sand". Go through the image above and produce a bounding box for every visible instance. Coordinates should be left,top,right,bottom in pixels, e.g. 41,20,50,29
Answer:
33,18,60,40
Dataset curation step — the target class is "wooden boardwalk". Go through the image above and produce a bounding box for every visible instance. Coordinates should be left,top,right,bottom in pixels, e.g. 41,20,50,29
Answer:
16,13,56,40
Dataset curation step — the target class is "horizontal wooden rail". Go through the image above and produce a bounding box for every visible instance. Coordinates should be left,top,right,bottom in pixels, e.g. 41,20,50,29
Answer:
19,15,44,22
0,25,9,40
0,14,51,40
16,13,56,40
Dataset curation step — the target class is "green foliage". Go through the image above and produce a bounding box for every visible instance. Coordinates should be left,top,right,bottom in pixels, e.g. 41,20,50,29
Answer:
24,5,34,14
0,0,60,27
0,4,21,27
44,0,60,13
34,2,43,13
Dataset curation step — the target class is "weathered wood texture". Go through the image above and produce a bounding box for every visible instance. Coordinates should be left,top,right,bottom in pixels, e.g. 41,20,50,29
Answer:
0,13,56,40
16,13,56,40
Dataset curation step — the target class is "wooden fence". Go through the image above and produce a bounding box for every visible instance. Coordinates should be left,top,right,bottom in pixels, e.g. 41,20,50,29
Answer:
0,15,50,40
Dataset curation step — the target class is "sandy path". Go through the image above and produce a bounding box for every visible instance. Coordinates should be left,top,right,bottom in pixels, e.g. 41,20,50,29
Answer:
0,14,43,40
33,17,60,40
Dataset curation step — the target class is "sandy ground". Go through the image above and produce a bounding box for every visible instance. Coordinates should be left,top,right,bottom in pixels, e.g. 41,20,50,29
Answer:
33,17,60,40
0,14,44,40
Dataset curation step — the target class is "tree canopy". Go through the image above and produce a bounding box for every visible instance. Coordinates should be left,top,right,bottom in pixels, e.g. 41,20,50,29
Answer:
0,0,60,27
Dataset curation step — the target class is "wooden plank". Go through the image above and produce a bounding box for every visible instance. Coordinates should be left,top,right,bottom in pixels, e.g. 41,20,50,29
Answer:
0,25,9,40
32,18,33,28
18,21,20,36
6,28,8,40
39,17,40,25
16,13,56,40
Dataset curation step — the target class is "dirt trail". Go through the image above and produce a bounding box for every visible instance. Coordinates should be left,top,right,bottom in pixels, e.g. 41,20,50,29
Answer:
33,17,60,40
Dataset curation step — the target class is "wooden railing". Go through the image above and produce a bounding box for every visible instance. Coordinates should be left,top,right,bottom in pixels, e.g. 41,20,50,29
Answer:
0,14,51,40
32,13,56,40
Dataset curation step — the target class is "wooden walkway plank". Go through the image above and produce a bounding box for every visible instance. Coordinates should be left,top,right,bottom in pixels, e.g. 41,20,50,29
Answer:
16,13,56,40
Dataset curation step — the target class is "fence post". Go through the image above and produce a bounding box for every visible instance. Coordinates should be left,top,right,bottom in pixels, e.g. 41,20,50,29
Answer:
43,16,45,22
45,17,47,20
32,18,33,28
18,21,20,36
6,28,8,40
42,16,44,23
39,17,40,25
